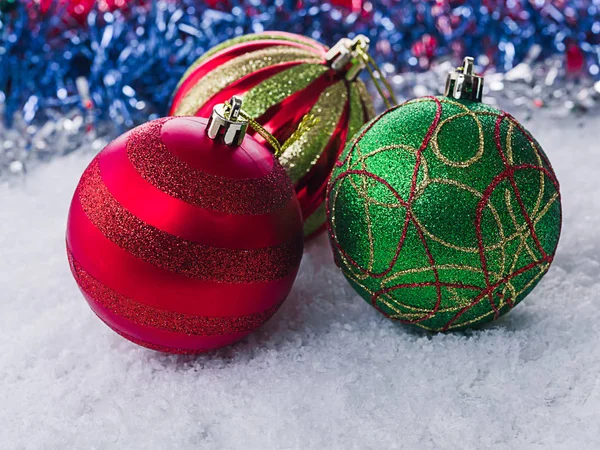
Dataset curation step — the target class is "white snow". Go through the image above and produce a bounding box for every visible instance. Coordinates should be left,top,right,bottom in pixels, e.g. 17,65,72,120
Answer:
1,114,599,449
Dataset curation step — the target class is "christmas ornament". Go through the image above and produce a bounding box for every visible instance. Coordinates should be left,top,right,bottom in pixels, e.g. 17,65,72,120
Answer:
170,31,395,239
327,58,561,332
66,97,304,353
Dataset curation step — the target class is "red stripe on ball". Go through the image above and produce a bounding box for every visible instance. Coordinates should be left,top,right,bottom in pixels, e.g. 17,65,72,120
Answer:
76,158,302,283
91,301,253,353
66,198,299,317
160,117,273,178
99,130,303,248
69,253,281,336
126,118,294,215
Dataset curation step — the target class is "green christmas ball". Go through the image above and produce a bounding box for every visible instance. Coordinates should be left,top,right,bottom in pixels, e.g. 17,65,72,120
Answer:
326,95,561,332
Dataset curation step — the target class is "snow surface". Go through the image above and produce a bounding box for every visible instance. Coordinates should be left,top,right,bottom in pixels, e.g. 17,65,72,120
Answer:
1,114,599,449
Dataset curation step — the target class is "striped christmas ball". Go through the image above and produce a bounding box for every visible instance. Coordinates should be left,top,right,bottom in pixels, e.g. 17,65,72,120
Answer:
66,116,304,354
170,31,375,239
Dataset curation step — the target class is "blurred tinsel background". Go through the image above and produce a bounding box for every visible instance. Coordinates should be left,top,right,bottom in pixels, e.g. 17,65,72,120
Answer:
0,0,599,177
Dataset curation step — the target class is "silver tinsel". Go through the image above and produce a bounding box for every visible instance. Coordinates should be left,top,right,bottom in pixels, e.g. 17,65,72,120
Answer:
1,57,598,180
1,0,599,179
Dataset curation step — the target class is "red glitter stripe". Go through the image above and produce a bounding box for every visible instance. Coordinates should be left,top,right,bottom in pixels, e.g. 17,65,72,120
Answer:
494,114,548,259
327,98,450,324
450,165,559,329
328,97,442,281
67,201,299,316
92,301,252,353
98,136,303,249
126,119,293,215
69,252,280,336
77,158,303,283
441,255,553,331
469,115,556,318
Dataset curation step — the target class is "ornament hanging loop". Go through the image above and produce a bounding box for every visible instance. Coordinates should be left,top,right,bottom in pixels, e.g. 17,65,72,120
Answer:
326,35,397,109
208,96,283,156
444,56,484,102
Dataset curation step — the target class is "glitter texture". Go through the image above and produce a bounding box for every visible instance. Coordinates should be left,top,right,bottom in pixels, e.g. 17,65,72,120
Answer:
327,96,562,332
278,81,347,182
170,32,374,238
178,32,325,88
66,115,304,353
173,46,322,117
77,158,302,283
355,80,376,122
69,253,280,336
240,64,329,119
126,119,293,215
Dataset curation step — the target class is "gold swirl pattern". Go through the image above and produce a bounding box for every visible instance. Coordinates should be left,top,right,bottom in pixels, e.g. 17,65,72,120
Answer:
327,97,561,331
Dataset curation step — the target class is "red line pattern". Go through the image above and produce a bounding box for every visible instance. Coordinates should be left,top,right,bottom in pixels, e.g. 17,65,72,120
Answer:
327,97,561,331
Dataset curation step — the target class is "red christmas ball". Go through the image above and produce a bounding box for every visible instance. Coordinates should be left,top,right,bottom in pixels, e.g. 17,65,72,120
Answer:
170,32,374,239
66,116,304,354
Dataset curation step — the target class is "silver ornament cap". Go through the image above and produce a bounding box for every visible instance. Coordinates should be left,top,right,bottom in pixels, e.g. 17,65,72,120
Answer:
444,57,484,102
325,34,370,81
206,96,249,147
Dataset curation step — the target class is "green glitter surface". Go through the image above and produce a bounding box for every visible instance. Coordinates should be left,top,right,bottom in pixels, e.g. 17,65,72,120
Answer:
327,96,562,331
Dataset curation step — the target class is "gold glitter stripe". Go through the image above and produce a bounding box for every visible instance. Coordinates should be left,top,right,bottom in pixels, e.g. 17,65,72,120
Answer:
442,266,549,331
409,177,506,255
177,33,325,90
348,83,369,142
278,80,348,183
505,188,538,262
431,111,485,167
240,64,329,119
357,144,375,272
174,46,322,116
355,80,375,120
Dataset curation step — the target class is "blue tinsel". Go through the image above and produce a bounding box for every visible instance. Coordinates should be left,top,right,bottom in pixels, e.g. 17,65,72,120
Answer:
0,0,599,129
